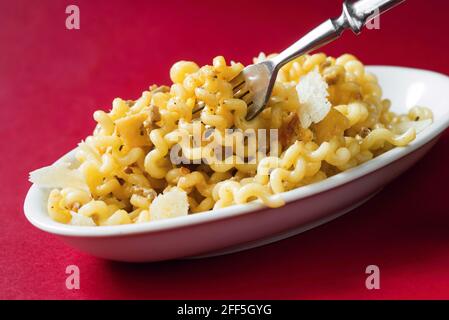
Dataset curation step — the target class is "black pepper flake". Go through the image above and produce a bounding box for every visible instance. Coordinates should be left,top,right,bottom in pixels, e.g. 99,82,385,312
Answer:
116,176,125,185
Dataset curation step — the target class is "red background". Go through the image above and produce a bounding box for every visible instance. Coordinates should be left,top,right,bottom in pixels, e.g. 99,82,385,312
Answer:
1,0,449,300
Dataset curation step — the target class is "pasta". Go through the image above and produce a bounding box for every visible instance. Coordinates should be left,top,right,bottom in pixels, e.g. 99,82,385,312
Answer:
31,53,433,226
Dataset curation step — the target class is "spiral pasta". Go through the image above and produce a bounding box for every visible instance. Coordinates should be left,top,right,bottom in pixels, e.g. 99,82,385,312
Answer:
36,53,432,226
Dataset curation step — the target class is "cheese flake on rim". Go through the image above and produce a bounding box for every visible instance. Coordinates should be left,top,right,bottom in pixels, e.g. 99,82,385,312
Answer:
29,162,88,191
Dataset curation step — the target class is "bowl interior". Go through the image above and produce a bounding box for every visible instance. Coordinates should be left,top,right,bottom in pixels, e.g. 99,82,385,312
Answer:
368,66,449,119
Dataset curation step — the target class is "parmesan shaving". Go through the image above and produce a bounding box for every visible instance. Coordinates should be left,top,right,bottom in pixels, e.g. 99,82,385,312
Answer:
149,187,189,220
69,211,96,226
296,69,331,128
29,162,88,191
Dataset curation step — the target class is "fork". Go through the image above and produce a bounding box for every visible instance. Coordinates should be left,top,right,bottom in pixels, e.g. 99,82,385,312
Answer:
193,0,405,120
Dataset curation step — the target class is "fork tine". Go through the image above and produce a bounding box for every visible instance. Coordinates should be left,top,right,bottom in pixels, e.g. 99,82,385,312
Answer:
230,72,245,88
193,72,248,114
234,88,250,99
232,81,246,94
246,102,264,121
231,72,254,105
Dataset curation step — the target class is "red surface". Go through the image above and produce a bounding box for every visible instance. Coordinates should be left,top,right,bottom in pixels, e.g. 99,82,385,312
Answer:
1,0,449,300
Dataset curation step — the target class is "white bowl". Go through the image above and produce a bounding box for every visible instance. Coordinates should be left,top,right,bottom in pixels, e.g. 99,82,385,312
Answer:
24,66,449,262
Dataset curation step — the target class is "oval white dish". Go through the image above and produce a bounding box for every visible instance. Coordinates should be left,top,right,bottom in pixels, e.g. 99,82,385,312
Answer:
24,66,449,262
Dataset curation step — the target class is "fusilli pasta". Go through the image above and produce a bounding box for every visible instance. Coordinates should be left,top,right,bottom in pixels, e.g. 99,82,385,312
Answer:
35,53,432,226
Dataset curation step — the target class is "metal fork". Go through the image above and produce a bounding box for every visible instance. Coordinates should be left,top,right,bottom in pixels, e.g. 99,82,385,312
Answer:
193,0,405,120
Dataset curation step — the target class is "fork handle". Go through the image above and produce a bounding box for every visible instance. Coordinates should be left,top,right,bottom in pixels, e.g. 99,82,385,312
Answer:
271,0,405,68
270,19,343,68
